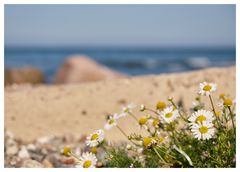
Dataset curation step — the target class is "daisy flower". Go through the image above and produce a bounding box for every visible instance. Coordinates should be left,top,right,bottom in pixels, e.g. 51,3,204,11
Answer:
138,115,150,129
199,82,217,96
142,137,156,148
156,101,167,111
217,98,234,109
63,147,72,156
154,131,167,144
104,114,119,130
148,118,160,128
160,106,179,123
188,109,214,124
76,152,97,168
140,104,146,112
86,129,104,147
122,103,136,113
118,103,136,118
190,121,215,140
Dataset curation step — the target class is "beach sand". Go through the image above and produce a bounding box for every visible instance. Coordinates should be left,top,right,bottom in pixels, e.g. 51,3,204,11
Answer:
5,66,236,143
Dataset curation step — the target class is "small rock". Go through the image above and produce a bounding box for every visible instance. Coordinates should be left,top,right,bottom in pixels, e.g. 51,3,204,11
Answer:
5,130,14,139
6,138,16,147
37,136,51,144
41,148,48,155
30,152,45,162
22,160,43,168
26,144,36,151
62,157,75,165
6,145,19,155
18,146,30,159
42,159,54,168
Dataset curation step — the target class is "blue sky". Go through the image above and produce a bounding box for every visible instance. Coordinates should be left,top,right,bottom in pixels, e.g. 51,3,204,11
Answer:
4,4,235,48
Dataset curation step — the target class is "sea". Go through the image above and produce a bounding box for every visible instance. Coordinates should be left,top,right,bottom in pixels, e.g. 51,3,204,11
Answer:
4,47,236,83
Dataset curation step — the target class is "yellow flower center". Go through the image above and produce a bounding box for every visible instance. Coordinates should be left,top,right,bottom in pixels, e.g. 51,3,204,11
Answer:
63,147,71,156
90,147,97,154
219,93,225,99
108,119,115,125
91,133,99,140
156,101,166,110
199,126,209,134
143,137,152,148
152,118,160,127
215,111,221,117
165,112,173,118
223,98,233,106
158,136,165,143
203,85,212,91
123,107,129,113
195,115,206,123
138,117,148,125
83,160,92,168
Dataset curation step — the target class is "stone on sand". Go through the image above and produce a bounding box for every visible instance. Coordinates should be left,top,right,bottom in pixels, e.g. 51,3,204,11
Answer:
53,55,126,84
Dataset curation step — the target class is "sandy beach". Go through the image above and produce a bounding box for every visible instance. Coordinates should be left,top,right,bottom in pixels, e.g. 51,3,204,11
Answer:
5,66,236,143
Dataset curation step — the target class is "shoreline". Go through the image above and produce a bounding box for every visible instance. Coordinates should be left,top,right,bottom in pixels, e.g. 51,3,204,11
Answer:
5,66,236,142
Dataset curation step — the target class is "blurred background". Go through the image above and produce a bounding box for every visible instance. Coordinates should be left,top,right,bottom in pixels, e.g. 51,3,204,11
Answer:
4,5,236,84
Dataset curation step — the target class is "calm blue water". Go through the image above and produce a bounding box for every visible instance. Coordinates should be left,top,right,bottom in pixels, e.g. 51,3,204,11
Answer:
4,47,236,83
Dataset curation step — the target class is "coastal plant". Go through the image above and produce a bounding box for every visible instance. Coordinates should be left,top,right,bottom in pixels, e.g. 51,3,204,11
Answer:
62,82,236,168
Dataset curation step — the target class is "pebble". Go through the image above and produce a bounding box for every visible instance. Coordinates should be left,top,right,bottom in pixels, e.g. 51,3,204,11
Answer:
18,146,30,159
42,159,54,168
6,145,18,155
22,160,43,168
4,130,88,168
37,136,51,144
27,144,36,151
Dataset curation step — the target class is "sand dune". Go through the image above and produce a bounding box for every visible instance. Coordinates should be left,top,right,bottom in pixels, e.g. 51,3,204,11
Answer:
5,66,236,142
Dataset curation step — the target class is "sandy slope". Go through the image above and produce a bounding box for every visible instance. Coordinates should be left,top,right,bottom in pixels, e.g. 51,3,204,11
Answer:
5,66,236,142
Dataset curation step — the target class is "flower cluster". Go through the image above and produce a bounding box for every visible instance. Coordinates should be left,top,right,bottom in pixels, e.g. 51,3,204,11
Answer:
62,81,236,168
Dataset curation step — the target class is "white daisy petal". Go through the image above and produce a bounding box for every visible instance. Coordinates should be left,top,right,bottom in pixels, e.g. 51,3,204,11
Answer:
188,109,215,125
104,114,119,130
76,152,97,168
190,121,215,140
160,106,179,123
85,129,104,147
198,82,217,96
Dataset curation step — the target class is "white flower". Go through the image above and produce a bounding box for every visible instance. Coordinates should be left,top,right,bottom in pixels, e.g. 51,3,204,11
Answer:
160,106,179,123
190,121,215,140
188,110,215,124
118,112,128,118
122,103,136,113
118,103,136,118
104,114,119,130
199,82,217,96
140,104,145,111
86,129,104,147
76,152,97,168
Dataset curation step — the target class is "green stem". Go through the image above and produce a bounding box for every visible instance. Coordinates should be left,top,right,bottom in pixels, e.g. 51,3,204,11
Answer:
156,145,175,159
116,125,135,145
209,95,221,128
153,147,167,163
169,100,188,122
227,106,235,135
